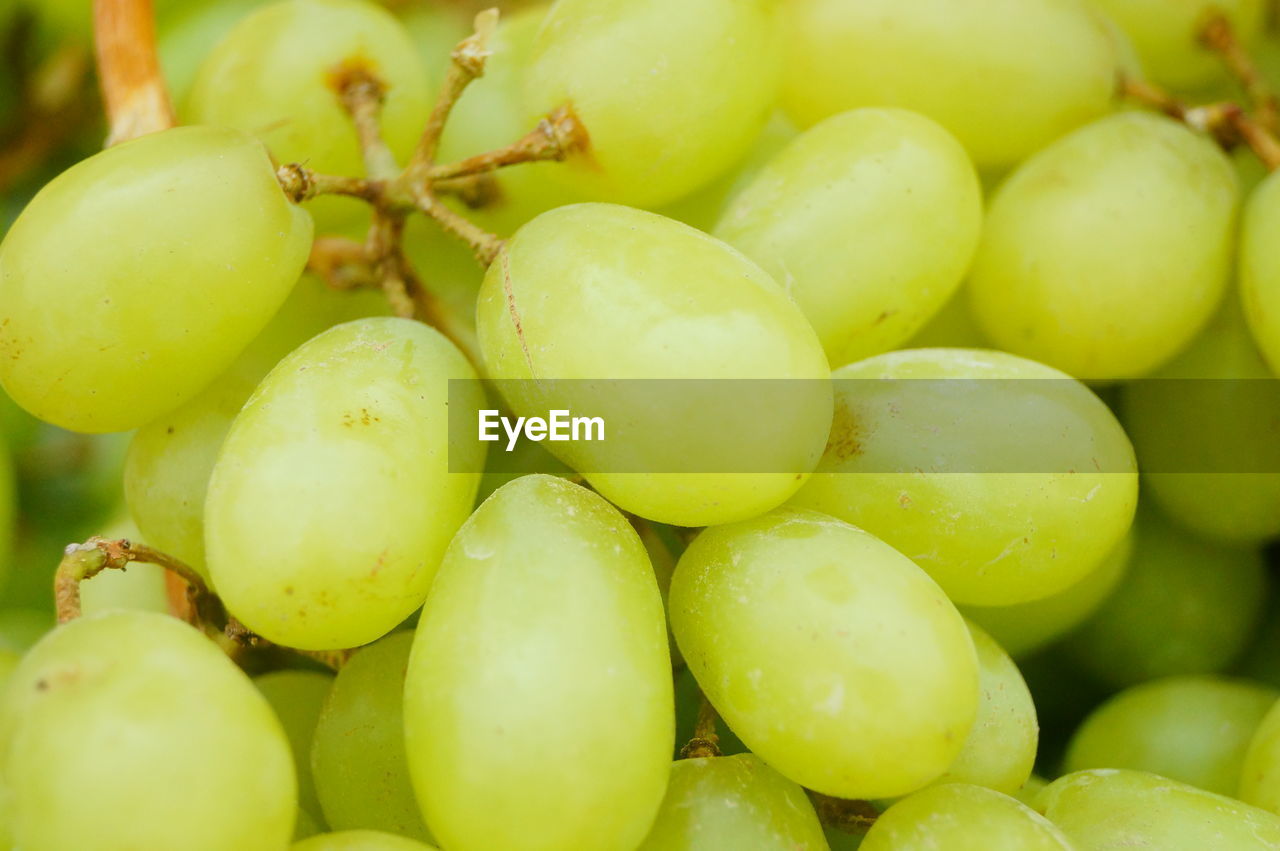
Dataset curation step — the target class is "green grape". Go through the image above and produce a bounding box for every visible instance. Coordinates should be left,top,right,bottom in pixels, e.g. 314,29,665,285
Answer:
1122,298,1280,543
1064,675,1276,795
1092,0,1264,92
963,533,1132,659
404,475,673,851
125,272,388,577
0,611,295,850
714,108,982,367
205,317,482,650
0,647,17,691
790,348,1138,606
1037,768,1280,848
294,807,322,841
932,623,1037,795
1239,696,1280,814
311,632,433,841
781,0,1118,171
293,831,437,851
0,125,312,433
522,0,781,207
902,287,989,350
968,112,1236,381
1240,169,1280,375
1014,775,1050,807
477,203,831,527
669,508,978,800
188,0,430,230
401,3,469,84
861,784,1073,851
159,0,267,105
256,669,334,831
636,754,828,850
1063,509,1267,687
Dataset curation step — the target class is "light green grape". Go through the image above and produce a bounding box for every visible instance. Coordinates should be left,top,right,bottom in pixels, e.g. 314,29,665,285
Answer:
861,784,1073,851
670,508,978,800
637,754,827,850
931,623,1037,795
1037,768,1280,848
1240,169,1280,375
295,807,322,841
205,317,483,650
125,271,389,577
293,831,437,851
404,475,673,851
0,611,295,850
0,125,312,433
781,0,1118,171
969,112,1236,380
256,670,334,831
188,0,430,229
476,203,831,527
1063,509,1267,687
159,0,267,105
1239,696,1280,814
1092,0,1264,92
963,533,1132,659
1122,298,1280,543
1015,776,1050,807
714,108,982,367
311,631,432,842
1064,675,1276,795
790,348,1138,606
522,0,781,207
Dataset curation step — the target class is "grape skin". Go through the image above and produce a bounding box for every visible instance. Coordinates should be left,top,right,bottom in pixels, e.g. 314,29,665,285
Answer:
862,783,1074,850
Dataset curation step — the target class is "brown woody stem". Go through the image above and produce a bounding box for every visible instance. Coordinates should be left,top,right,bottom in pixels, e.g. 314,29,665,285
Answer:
680,692,722,759
330,64,402,180
93,0,175,145
428,105,587,181
413,185,505,265
55,538,212,625
1201,13,1280,132
807,791,880,834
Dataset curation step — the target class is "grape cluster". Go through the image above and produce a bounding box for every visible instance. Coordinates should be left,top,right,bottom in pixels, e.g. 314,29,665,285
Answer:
5,0,1280,849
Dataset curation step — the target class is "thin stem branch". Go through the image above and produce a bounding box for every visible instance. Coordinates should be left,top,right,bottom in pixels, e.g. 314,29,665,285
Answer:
224,617,354,671
807,791,880,835
93,0,175,145
55,537,212,624
680,692,722,759
330,63,402,180
413,185,505,265
277,164,380,204
427,105,587,181
1201,12,1280,132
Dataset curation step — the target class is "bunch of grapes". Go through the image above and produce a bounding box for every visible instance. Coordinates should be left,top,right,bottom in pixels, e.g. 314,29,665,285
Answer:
5,0,1280,849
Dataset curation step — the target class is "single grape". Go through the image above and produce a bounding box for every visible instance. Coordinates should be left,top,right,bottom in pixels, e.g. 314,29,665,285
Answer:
522,0,781,207
404,475,673,851
158,0,268,105
1241,169,1280,375
311,632,433,842
714,108,982,367
1063,508,1267,687
636,754,827,850
0,125,312,433
1064,675,1276,795
781,0,1118,171
789,348,1138,606
1092,0,1264,92
1037,768,1280,848
1122,298,1280,543
861,784,1073,851
669,508,978,800
968,112,1237,380
0,611,295,850
205,317,483,650
255,669,334,832
293,831,437,850
963,533,1132,659
477,203,831,527
188,0,430,230
1239,696,1280,814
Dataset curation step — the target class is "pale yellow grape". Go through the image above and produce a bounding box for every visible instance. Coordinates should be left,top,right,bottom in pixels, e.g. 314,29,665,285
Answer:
1065,675,1276,795
404,475,672,851
670,508,978,799
1239,697,1280,814
522,0,781,207
0,126,312,432
477,203,831,527
969,112,1236,380
790,348,1138,606
781,0,1118,170
1093,0,1264,91
188,0,429,229
311,632,432,842
714,108,982,367
1241,170,1280,374
126,272,389,577
637,754,827,851
862,784,1073,851
293,832,437,851
1037,768,1280,848
158,0,267,105
205,318,483,649
932,623,1037,795
255,670,334,830
963,533,1130,658
1122,298,1280,543
0,611,295,850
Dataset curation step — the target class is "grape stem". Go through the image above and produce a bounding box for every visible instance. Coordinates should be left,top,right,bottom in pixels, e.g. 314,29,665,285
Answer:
93,0,175,145
54,537,214,626
679,692,722,759
224,617,355,671
1201,13,1280,133
806,791,880,834
425,105,587,182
